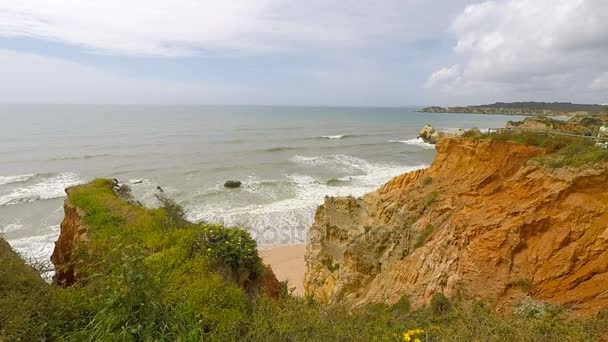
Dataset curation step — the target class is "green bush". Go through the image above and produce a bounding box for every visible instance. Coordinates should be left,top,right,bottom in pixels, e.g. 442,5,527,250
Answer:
430,293,452,315
188,224,263,278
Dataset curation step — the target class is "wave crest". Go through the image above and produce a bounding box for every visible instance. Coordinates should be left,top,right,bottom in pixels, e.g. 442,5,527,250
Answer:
0,172,83,206
0,174,35,186
389,138,435,150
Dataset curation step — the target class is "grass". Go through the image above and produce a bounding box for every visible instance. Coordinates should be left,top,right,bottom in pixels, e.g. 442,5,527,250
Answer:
2,179,608,341
462,128,608,168
320,255,340,272
415,224,435,248
509,278,533,294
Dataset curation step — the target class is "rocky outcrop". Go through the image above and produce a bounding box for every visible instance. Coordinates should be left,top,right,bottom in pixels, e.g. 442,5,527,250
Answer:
418,125,441,144
51,188,88,286
305,137,608,316
418,125,465,144
506,117,599,136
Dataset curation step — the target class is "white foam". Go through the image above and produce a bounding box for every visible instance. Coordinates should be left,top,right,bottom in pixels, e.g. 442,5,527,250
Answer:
7,225,60,281
188,156,428,246
8,225,60,263
0,173,35,185
128,178,150,185
321,134,345,139
390,138,436,150
1,222,24,233
0,172,82,206
291,154,393,174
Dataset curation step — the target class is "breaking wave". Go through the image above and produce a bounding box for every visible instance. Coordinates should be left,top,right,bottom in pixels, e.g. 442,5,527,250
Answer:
0,172,83,206
389,138,435,150
186,155,427,247
0,174,35,186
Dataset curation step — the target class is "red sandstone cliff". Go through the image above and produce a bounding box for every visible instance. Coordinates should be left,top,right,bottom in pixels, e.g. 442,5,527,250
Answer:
51,188,88,286
304,138,608,316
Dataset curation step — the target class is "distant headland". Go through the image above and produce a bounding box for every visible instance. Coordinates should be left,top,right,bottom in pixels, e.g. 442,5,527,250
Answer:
422,101,608,116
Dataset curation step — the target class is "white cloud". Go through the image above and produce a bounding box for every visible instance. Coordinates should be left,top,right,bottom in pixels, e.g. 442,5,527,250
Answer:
0,0,461,57
424,65,460,89
0,49,262,103
425,0,608,102
591,72,608,90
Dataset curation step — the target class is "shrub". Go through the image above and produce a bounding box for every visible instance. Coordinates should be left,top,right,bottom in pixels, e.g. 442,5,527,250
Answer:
320,255,340,272
414,224,435,248
188,224,263,278
155,193,188,228
430,293,452,315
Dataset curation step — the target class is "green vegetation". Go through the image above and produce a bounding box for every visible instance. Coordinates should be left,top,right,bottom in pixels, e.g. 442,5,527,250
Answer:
509,278,533,294
421,191,440,212
414,224,435,249
423,102,608,115
320,255,340,272
1,179,608,341
462,129,608,168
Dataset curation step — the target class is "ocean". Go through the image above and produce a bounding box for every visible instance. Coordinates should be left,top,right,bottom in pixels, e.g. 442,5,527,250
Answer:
0,105,523,262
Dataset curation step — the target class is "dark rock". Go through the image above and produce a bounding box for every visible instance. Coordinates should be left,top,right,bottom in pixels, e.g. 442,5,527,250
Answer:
224,180,242,188
156,186,164,192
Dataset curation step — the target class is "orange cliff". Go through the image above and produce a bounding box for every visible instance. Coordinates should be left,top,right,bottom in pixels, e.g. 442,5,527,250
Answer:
51,188,88,286
304,137,608,316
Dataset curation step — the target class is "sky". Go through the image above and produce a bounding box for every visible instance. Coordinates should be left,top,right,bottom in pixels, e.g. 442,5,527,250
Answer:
0,0,606,106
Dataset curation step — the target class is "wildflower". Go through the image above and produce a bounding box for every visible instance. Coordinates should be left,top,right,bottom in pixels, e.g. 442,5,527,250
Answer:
414,339,421,342
207,248,212,252
403,333,411,341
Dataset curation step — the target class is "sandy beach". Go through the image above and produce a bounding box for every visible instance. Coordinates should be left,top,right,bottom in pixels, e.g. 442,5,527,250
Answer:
259,244,306,296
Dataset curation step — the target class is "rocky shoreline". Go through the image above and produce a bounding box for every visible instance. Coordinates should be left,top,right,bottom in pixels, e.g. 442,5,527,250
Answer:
421,102,607,116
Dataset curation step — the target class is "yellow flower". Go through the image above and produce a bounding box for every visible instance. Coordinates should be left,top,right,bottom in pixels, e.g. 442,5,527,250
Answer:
407,330,415,335
403,333,411,341
414,339,421,342
207,248,212,252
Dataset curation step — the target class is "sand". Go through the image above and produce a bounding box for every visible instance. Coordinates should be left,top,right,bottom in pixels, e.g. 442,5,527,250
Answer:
259,244,306,296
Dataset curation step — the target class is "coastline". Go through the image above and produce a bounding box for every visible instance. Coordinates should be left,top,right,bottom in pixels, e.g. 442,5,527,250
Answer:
259,244,306,296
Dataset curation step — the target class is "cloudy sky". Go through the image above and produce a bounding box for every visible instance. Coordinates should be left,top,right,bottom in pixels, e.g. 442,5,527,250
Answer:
0,0,606,105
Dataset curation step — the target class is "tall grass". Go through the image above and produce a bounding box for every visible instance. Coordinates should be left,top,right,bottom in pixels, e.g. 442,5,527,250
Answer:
462,129,608,168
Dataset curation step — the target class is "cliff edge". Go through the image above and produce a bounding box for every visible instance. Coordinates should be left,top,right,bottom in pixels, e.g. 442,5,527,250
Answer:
50,179,282,296
305,137,608,316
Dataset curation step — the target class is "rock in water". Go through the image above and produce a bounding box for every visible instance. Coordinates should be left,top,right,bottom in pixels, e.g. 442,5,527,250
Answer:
224,180,242,188
418,124,441,144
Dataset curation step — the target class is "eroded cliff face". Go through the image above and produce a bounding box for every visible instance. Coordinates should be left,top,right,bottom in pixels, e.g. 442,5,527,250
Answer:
51,188,89,286
305,138,608,316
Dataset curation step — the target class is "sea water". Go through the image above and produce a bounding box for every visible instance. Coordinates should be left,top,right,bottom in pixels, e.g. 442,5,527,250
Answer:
0,105,523,261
